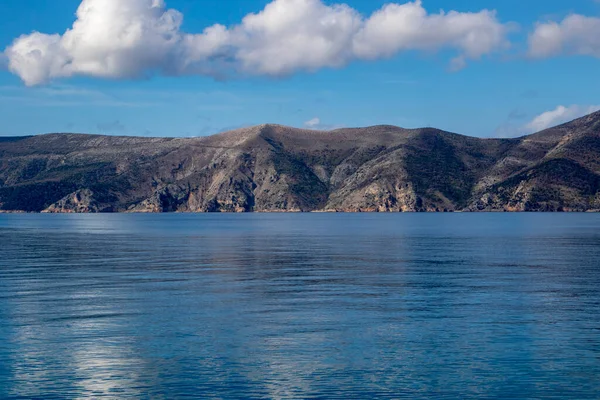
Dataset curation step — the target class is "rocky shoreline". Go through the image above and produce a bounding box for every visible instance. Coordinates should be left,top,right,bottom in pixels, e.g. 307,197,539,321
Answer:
2,112,600,214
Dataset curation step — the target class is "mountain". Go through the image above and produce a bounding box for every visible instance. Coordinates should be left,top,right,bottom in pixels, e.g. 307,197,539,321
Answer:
1,111,600,213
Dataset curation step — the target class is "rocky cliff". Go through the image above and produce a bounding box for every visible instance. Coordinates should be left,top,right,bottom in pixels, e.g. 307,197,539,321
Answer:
2,111,600,213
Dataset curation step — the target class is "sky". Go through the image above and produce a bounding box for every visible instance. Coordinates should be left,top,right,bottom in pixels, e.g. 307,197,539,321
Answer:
0,0,599,138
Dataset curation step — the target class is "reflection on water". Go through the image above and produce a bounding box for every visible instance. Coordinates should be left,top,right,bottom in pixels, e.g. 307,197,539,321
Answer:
0,213,600,399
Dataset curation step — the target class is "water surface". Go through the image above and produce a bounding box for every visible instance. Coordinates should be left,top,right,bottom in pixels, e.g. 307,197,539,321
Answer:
1,213,599,399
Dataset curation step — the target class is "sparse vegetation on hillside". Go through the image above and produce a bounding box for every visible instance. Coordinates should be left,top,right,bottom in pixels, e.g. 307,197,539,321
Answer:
2,112,600,213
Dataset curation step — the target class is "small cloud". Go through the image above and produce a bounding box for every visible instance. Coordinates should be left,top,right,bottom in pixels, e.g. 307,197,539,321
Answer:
449,56,467,72
494,104,598,137
304,117,321,129
524,104,600,133
303,117,343,131
528,14,600,59
97,120,126,133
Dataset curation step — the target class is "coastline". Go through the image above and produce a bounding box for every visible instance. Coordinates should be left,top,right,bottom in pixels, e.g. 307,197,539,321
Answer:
2,209,600,214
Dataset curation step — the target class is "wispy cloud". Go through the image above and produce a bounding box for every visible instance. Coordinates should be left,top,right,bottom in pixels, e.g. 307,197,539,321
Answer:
304,117,321,128
303,117,342,130
0,85,159,107
496,104,600,137
524,105,600,132
0,84,278,110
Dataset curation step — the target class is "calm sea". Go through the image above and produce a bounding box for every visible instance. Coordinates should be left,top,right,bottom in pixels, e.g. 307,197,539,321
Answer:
0,213,599,399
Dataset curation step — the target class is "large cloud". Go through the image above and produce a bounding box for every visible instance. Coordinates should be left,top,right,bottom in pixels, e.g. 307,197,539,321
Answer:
4,0,512,86
525,105,600,133
529,14,600,58
353,2,508,70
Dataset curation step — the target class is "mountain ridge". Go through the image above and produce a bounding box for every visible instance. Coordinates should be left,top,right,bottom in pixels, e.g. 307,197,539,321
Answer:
2,111,600,213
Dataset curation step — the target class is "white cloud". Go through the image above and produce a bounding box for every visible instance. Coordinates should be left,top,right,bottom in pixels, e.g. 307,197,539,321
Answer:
525,105,600,133
302,117,343,130
4,0,512,86
304,117,321,128
529,14,600,58
5,0,187,86
353,2,508,65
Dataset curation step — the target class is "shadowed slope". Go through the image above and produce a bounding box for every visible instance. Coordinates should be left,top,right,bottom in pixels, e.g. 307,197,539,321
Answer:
2,112,600,212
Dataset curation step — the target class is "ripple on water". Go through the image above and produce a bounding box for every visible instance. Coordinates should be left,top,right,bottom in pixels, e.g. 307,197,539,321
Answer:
0,213,599,399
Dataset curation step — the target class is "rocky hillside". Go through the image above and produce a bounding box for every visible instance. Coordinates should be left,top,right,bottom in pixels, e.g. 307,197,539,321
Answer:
2,111,600,213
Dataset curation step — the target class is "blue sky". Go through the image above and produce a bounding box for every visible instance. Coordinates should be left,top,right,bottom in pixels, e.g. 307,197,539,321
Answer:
0,0,599,138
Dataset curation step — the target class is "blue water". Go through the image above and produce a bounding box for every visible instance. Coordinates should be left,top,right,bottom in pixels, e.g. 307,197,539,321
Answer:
0,213,599,399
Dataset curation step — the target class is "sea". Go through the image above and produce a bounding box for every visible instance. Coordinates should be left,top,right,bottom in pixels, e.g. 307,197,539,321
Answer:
0,213,599,399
